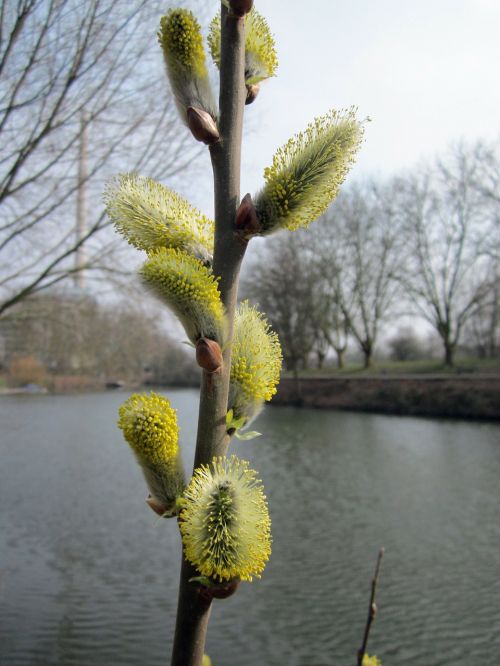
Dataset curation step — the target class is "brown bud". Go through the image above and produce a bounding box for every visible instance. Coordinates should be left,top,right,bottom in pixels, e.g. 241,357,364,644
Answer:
235,193,261,237
196,337,223,373
211,577,240,599
198,577,240,601
187,107,220,145
228,0,253,17
146,495,168,517
245,84,260,105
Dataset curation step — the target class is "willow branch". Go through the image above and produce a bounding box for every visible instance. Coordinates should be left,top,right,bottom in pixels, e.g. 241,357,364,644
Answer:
170,5,247,666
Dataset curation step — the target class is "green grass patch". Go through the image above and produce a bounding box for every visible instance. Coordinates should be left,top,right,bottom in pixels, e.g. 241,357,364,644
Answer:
284,357,500,378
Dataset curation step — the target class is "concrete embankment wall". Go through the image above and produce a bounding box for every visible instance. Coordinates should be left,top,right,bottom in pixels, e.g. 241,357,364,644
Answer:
272,375,500,420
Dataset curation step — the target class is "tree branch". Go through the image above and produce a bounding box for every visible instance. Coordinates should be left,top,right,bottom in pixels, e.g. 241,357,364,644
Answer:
170,6,247,666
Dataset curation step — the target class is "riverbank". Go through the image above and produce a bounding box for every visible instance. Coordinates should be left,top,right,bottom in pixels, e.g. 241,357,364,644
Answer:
273,374,500,420
0,374,199,395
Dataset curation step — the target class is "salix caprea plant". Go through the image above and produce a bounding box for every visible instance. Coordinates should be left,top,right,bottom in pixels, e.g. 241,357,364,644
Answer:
105,2,366,664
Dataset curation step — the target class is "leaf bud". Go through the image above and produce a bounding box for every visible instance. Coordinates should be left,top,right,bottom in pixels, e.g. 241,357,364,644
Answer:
196,337,223,373
228,0,254,17
187,107,220,145
235,193,261,236
209,577,240,599
245,84,260,105
146,495,169,517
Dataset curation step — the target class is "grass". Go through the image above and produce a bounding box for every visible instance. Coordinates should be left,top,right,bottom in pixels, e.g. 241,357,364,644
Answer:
286,357,500,378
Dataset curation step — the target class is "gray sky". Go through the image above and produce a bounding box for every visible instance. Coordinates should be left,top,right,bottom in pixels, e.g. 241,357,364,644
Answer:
188,0,500,212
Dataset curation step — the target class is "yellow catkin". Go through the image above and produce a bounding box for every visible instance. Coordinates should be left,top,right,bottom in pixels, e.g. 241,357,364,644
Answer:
104,174,214,262
159,9,207,78
208,7,278,84
179,456,272,582
141,248,225,344
255,108,365,234
118,392,179,465
229,301,282,423
362,655,382,666
118,392,185,514
158,9,217,123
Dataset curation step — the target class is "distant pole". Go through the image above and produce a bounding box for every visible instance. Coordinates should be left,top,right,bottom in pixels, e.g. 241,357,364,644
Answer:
74,111,88,288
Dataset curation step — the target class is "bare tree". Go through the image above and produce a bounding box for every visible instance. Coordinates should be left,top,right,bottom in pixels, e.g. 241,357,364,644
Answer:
0,0,202,316
243,231,350,373
323,181,404,368
398,143,496,366
306,225,350,368
310,283,349,369
462,258,499,358
243,236,317,373
243,180,403,373
388,326,425,362
470,138,500,209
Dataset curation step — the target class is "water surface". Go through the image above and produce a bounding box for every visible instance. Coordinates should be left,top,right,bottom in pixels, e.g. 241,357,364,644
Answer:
1,391,499,665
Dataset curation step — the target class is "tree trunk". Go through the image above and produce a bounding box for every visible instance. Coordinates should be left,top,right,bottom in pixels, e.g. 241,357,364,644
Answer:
488,288,499,358
444,340,455,366
316,349,325,369
335,348,344,369
362,347,372,368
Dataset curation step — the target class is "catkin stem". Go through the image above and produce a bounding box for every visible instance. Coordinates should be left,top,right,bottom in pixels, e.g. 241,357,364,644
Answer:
170,6,247,666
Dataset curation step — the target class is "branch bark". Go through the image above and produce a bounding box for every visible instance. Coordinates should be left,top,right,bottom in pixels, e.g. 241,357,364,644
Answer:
170,6,247,666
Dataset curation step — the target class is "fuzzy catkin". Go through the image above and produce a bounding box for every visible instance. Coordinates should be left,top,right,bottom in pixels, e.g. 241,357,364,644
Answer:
158,9,218,123
104,174,214,263
254,108,365,234
179,456,271,582
229,301,282,425
208,7,278,85
141,248,225,344
118,392,185,515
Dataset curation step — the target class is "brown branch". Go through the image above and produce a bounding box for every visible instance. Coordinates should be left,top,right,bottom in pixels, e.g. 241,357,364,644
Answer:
357,547,384,666
169,5,247,666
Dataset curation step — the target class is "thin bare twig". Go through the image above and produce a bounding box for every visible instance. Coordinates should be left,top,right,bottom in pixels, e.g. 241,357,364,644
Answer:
357,547,384,666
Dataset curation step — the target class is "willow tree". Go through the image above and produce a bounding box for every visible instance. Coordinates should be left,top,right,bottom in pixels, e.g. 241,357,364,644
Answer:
105,2,366,664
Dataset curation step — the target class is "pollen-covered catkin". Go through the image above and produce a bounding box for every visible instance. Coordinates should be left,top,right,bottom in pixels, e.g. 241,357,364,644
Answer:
118,392,185,516
158,9,217,123
362,655,382,666
229,301,282,425
208,7,277,85
141,248,225,344
179,455,271,582
254,108,365,234
104,174,214,262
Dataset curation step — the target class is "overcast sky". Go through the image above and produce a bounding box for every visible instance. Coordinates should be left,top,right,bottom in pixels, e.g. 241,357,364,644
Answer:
187,0,500,211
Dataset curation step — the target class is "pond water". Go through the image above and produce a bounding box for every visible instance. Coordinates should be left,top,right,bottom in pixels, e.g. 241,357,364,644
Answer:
0,390,499,666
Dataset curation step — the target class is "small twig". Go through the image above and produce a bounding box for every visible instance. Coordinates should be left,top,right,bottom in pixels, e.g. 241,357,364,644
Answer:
357,547,384,666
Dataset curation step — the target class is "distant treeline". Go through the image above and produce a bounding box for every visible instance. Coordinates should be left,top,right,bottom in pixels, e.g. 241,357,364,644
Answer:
0,290,199,390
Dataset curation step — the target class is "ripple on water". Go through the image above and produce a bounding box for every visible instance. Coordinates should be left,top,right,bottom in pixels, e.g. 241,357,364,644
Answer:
1,393,500,665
